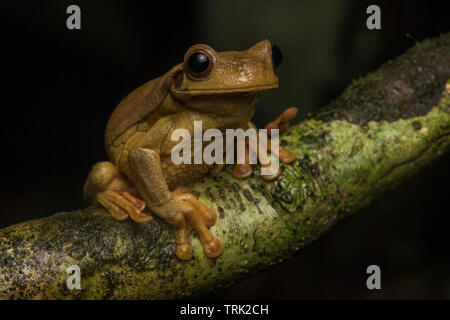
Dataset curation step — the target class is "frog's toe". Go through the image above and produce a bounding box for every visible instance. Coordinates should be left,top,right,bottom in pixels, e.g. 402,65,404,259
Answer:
203,238,224,258
279,147,297,163
260,164,282,181
210,162,226,174
232,139,254,179
96,190,129,221
128,210,153,224
96,190,152,224
233,163,253,179
117,191,146,211
107,203,129,221
176,243,193,261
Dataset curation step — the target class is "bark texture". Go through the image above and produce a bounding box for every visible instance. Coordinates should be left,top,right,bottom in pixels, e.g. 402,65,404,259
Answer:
1,33,449,299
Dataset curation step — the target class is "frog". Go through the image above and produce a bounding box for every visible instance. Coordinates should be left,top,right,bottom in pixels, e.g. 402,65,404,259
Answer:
83,39,298,261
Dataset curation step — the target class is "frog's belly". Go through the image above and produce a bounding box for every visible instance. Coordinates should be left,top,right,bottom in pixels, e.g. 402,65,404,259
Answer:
115,153,210,191
161,160,210,190
110,125,212,190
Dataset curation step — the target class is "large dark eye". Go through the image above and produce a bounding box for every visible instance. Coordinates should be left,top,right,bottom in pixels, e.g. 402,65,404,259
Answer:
271,44,283,67
186,49,213,78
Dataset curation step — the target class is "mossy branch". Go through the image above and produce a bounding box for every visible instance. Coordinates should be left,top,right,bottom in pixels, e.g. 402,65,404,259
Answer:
1,34,449,300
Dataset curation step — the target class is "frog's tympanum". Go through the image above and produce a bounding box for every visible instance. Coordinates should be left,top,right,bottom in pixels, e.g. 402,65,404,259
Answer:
83,40,298,260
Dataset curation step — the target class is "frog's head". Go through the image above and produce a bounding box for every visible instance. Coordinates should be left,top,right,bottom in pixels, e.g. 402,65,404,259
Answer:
105,40,282,147
168,39,282,116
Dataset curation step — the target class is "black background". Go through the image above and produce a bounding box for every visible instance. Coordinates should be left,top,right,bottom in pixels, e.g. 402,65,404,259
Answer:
1,0,449,299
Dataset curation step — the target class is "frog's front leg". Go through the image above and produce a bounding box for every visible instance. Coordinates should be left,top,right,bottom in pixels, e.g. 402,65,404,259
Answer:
233,107,298,180
128,118,223,260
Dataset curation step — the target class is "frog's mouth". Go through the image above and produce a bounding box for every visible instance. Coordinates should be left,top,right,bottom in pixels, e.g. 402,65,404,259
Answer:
170,83,278,100
174,83,278,95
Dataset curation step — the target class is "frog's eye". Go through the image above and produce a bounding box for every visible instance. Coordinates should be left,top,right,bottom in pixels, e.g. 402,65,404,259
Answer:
271,44,283,68
186,49,213,79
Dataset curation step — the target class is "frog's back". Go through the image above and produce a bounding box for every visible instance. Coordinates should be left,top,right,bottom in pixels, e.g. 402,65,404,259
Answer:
105,75,170,149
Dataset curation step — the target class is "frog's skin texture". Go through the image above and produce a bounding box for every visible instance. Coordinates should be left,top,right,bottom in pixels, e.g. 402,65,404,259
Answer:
83,40,297,260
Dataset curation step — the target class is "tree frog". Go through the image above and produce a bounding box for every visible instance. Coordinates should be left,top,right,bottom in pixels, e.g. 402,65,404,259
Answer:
83,40,297,260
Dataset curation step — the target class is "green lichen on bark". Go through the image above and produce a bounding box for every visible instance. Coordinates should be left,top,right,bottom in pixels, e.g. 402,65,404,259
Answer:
1,33,449,299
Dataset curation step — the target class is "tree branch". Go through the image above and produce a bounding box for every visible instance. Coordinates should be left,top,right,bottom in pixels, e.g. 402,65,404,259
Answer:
1,33,449,299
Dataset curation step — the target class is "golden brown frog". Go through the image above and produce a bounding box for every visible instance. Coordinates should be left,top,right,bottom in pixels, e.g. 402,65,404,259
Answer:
83,40,297,261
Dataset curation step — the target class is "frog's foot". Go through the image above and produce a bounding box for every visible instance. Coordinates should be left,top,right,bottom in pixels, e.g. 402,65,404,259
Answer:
84,161,152,223
210,162,226,174
96,190,153,224
174,189,217,227
232,108,298,180
265,107,298,135
153,190,223,260
232,128,283,180
177,192,222,258
117,191,146,211
261,107,298,180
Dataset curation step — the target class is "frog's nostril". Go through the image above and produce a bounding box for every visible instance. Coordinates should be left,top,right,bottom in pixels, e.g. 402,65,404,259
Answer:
271,44,283,68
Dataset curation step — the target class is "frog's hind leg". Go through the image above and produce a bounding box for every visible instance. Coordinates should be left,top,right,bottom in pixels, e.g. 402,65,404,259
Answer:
83,161,152,224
